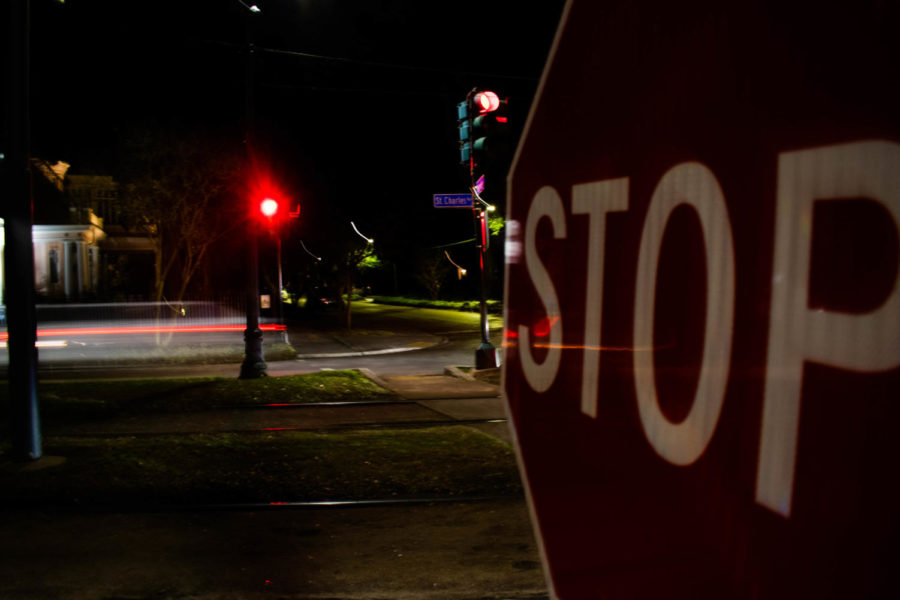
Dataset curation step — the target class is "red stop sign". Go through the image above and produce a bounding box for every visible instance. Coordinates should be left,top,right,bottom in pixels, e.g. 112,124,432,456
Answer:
503,1,900,598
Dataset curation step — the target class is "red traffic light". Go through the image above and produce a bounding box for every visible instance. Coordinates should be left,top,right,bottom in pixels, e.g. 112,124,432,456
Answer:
260,197,279,218
474,90,500,113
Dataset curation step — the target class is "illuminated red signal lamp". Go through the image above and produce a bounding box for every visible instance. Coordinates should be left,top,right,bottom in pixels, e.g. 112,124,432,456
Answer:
260,197,279,218
474,90,500,113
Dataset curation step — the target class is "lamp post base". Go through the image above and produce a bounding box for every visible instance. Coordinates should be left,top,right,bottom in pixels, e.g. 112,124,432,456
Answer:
239,327,267,379
475,342,499,370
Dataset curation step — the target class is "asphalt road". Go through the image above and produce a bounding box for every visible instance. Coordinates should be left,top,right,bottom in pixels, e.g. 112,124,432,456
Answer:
1,302,505,378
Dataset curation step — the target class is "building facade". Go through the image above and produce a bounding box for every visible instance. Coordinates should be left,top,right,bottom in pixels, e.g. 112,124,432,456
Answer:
1,162,155,303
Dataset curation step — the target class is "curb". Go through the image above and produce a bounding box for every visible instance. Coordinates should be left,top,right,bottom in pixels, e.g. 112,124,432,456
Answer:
293,333,448,360
356,367,394,392
445,365,502,385
296,346,423,359
444,365,477,381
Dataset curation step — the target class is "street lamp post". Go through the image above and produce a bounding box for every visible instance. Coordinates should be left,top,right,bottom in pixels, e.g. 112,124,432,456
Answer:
238,1,266,378
4,0,42,460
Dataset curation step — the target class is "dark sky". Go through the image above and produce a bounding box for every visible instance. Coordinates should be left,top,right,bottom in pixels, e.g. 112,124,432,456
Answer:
28,0,564,225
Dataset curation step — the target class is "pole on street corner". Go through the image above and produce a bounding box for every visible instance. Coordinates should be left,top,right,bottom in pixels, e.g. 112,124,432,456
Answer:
4,0,42,460
240,216,267,378
239,5,266,378
474,206,497,369
464,88,498,370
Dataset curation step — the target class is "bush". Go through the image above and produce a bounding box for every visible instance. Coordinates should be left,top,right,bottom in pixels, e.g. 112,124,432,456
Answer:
370,296,502,314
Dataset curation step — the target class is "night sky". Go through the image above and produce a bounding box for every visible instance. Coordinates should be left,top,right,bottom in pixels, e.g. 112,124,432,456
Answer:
27,0,565,269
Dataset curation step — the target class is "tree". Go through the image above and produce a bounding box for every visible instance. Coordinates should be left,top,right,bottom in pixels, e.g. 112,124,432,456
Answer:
335,239,376,330
414,250,453,300
118,128,243,330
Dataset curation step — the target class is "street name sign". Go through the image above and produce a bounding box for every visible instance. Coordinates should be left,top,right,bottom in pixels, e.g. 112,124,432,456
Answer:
503,1,900,598
433,193,473,208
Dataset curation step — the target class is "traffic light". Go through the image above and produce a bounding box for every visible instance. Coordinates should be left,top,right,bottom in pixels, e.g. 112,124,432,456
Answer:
457,90,508,167
260,197,279,219
472,104,508,162
259,196,280,223
457,99,472,164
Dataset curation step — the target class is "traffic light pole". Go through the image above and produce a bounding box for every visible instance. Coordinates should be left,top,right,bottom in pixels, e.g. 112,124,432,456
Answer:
240,218,267,378
239,8,267,378
474,207,496,368
465,89,499,370
276,232,288,344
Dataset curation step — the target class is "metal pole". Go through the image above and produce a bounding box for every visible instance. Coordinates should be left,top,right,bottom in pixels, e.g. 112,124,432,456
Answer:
467,89,498,370
4,0,41,460
474,207,497,369
239,12,266,378
276,233,288,344
240,217,266,378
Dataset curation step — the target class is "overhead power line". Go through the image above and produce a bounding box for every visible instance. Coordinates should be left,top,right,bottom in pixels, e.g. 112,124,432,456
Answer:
198,38,538,82
258,45,538,81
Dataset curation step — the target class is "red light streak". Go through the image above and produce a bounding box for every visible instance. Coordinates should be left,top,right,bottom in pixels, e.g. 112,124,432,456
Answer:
532,316,560,338
0,323,286,342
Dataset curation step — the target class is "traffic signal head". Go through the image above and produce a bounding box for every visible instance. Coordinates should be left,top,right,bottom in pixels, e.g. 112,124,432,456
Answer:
458,90,508,166
458,100,472,163
471,93,509,166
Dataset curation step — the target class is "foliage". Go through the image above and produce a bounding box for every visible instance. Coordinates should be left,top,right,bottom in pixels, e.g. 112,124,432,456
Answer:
117,128,244,313
413,251,454,300
370,296,503,314
333,238,376,330
357,249,382,270
488,214,505,236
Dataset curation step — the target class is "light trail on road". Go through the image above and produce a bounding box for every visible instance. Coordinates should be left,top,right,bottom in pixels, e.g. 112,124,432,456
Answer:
0,323,287,344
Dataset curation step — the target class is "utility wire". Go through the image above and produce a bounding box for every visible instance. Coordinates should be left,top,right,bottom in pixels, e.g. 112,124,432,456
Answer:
259,81,442,96
198,38,539,82
430,238,476,249
258,45,538,81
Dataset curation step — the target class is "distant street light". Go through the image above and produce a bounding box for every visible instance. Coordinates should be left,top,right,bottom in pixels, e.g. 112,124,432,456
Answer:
300,240,322,262
351,221,374,244
237,0,261,13
445,251,467,280
472,188,496,212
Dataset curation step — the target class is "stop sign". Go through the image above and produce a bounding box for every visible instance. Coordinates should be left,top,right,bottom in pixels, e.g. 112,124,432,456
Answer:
503,1,900,598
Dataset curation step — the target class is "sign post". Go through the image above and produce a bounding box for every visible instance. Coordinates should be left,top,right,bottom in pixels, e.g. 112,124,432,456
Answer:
504,1,900,598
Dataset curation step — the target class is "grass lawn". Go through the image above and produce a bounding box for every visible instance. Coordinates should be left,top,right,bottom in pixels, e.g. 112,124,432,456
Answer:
0,370,397,424
32,342,299,367
0,426,522,508
369,296,503,314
